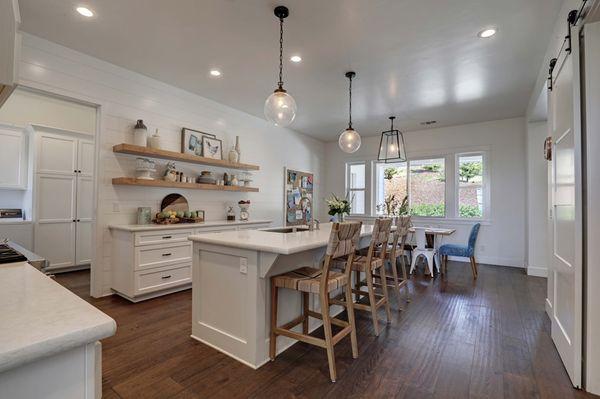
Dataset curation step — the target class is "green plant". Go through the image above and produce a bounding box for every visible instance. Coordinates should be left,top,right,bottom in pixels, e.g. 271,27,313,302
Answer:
459,205,482,218
384,167,398,181
459,161,482,182
410,203,445,217
422,164,441,173
376,194,409,216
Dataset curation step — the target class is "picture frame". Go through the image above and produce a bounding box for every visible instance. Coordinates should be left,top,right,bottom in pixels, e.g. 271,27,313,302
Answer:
181,128,216,156
202,136,223,160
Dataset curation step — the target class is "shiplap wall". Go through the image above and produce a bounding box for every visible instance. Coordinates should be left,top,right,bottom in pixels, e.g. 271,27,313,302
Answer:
16,33,326,297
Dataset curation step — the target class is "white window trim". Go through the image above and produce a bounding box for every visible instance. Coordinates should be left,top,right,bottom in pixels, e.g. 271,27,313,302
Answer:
346,161,367,216
454,151,491,221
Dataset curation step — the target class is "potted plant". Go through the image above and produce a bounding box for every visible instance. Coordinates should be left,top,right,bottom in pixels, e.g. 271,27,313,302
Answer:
326,193,352,222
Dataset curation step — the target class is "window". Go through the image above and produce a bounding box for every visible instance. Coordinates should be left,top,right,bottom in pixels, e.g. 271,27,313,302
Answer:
457,153,485,218
375,162,407,215
347,163,366,214
409,158,446,217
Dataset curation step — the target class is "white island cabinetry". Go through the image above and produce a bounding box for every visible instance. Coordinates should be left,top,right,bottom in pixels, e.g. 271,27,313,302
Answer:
109,220,271,302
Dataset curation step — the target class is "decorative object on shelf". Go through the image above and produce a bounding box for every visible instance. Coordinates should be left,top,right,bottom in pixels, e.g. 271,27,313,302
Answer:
326,193,352,222
230,174,239,186
202,136,223,160
544,136,552,161
226,206,236,221
197,171,216,185
136,207,152,225
152,193,205,224
377,116,407,163
133,119,148,147
338,71,361,153
284,168,313,226
135,157,156,180
181,127,216,156
239,172,253,187
164,161,178,182
228,146,239,163
148,128,162,149
235,136,241,161
223,172,230,185
264,6,297,127
238,200,250,221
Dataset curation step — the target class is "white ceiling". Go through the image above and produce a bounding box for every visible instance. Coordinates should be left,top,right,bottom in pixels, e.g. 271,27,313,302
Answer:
18,0,562,141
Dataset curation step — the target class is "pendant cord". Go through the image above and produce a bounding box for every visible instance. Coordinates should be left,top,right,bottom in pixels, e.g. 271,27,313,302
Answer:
348,75,353,129
278,17,284,89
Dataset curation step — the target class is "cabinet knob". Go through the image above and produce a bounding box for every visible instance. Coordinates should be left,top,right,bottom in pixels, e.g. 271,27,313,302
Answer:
162,236,172,239
73,219,76,222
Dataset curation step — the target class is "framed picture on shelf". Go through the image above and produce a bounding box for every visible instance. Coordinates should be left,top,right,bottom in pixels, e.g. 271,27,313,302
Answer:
181,128,216,156
202,136,223,160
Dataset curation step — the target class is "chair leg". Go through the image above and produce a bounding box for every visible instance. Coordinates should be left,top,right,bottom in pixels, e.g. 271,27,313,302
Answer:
389,256,402,309
379,265,392,324
320,290,337,382
470,256,478,279
365,268,380,336
354,270,361,302
269,279,278,360
302,292,309,334
400,253,410,303
344,284,359,359
409,252,418,275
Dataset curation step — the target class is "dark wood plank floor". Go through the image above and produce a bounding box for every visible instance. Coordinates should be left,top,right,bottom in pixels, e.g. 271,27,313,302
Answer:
55,262,598,399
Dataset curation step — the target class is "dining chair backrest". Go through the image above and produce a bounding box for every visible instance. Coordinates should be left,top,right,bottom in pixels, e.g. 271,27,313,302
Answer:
325,221,363,259
467,223,481,252
396,215,412,238
372,218,393,246
415,228,428,250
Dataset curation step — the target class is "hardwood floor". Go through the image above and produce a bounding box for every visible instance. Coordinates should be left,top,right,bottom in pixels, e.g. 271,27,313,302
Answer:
54,262,598,399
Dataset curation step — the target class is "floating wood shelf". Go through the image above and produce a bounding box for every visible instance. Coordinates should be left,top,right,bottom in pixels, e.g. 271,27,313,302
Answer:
112,177,259,192
112,143,260,171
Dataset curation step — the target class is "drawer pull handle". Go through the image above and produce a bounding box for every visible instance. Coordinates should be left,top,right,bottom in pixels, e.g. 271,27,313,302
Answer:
162,253,172,257
161,275,172,279
162,236,172,239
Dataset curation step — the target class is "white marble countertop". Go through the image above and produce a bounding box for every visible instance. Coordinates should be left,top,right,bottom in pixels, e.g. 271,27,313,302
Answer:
188,222,381,255
109,219,272,232
0,262,116,373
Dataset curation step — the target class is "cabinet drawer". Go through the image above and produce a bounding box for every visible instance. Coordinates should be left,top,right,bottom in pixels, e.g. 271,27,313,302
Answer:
135,263,191,295
134,242,191,271
134,229,192,246
193,226,237,234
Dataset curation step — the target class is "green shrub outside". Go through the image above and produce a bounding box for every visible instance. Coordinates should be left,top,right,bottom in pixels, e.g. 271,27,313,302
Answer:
459,205,482,218
409,204,482,218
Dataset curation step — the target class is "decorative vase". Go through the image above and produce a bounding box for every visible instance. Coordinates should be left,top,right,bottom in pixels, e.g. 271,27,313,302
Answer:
235,136,241,161
148,128,161,149
133,119,148,147
338,213,345,222
228,147,239,163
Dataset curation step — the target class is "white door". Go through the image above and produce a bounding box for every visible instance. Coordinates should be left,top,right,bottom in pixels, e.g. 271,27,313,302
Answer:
75,175,93,265
36,132,77,175
548,32,583,388
77,139,95,177
0,126,27,189
34,174,77,269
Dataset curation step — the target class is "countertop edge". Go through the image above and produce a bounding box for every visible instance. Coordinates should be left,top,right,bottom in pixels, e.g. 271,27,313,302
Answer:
108,220,272,232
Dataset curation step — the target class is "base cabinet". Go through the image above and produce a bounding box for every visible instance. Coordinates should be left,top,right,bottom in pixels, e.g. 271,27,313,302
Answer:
110,222,270,302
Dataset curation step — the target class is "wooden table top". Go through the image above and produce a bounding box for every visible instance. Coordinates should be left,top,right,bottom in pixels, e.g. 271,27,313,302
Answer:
409,227,456,236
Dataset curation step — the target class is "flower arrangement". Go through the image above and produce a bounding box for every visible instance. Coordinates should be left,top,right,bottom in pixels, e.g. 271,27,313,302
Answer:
326,193,352,221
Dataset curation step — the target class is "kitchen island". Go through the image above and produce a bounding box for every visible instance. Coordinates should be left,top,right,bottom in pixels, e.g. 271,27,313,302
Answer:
187,222,377,368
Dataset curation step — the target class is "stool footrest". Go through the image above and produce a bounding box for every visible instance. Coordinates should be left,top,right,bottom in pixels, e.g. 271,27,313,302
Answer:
274,327,326,348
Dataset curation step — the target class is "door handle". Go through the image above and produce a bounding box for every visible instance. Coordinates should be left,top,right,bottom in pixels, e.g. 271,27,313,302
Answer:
162,236,172,239
162,253,172,257
161,275,172,279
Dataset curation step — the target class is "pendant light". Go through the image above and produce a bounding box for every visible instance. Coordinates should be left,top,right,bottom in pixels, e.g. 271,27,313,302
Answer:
377,116,407,163
264,6,297,127
338,71,361,153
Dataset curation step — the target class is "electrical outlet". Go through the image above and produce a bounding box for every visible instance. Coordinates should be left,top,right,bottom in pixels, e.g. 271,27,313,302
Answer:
239,258,248,274
112,202,120,212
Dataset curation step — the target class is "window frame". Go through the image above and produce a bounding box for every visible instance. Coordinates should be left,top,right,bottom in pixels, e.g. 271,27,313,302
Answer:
345,161,367,216
454,151,490,221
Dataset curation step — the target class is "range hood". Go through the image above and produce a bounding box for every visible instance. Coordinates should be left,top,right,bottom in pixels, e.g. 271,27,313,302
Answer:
0,0,21,108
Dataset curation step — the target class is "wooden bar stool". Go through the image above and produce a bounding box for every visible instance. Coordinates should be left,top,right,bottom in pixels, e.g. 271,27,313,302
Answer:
269,221,362,382
372,216,412,307
332,218,393,336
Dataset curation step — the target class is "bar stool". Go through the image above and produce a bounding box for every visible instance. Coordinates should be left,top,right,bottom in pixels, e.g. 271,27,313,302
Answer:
332,218,393,336
373,216,412,307
269,221,362,382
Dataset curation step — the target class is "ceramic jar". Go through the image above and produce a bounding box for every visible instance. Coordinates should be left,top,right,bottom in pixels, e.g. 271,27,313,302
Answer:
133,119,148,147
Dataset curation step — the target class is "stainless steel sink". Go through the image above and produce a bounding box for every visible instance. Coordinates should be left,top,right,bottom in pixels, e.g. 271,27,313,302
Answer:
264,226,310,233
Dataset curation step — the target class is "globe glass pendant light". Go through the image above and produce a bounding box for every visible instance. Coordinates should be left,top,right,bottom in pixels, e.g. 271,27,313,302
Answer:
338,71,361,153
264,6,297,127
377,116,407,163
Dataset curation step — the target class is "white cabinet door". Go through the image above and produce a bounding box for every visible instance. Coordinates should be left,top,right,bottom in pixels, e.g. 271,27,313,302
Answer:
34,173,77,269
0,126,27,189
75,175,94,266
75,221,92,265
78,139,95,177
36,132,77,175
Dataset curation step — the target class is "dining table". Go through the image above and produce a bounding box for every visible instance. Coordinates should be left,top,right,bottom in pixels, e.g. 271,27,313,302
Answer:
408,226,456,273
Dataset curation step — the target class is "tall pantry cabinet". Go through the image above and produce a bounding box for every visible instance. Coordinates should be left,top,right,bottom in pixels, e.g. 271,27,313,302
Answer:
31,126,94,271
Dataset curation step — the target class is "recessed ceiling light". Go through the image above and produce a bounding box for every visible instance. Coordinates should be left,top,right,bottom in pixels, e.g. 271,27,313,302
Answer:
478,28,497,38
76,6,94,17
290,55,302,63
210,69,222,77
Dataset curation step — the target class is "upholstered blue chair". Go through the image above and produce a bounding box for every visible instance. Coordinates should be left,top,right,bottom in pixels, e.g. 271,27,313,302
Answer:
438,223,481,279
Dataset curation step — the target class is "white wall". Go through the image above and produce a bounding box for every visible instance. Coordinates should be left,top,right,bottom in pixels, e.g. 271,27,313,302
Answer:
324,117,527,268
15,33,326,296
525,121,549,277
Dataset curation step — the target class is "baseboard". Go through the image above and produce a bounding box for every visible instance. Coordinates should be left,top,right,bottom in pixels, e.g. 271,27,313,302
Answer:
527,266,548,278
448,255,524,268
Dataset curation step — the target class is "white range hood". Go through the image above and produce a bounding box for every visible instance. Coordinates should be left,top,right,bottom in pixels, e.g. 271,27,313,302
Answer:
0,0,21,108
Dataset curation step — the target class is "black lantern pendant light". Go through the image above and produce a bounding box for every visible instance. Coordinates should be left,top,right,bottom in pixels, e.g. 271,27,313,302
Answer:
377,116,407,162
338,71,361,153
264,6,297,127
